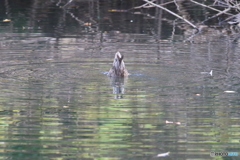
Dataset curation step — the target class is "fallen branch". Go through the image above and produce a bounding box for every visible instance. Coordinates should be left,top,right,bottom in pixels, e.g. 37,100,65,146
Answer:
143,0,198,29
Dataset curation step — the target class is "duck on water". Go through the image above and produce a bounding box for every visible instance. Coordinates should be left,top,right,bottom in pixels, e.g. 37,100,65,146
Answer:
107,52,129,77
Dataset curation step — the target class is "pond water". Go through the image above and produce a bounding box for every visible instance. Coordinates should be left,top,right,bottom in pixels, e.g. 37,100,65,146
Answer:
0,1,240,160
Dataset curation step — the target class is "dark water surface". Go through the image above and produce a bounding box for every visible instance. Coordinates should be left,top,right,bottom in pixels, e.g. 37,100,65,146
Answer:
0,1,240,160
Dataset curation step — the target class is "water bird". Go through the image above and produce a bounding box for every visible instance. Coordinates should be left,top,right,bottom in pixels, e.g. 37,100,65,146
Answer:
107,52,129,77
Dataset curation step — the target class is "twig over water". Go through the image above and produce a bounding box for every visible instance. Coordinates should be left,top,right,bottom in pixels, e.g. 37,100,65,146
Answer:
143,0,198,29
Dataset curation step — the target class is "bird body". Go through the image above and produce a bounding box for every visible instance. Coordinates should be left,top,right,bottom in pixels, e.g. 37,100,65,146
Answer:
107,52,129,77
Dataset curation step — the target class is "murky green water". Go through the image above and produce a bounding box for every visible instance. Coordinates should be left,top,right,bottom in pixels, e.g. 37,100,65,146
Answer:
0,1,239,160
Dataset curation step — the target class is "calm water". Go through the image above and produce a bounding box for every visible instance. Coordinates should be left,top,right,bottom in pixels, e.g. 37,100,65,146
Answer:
0,1,240,160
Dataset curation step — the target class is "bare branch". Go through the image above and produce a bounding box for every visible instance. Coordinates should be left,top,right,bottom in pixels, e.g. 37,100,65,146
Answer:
143,0,198,29
174,0,180,11
202,7,231,23
201,1,240,23
133,0,156,9
190,0,233,16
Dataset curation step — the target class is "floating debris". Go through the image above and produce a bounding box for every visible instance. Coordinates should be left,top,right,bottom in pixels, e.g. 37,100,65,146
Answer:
3,19,11,22
200,70,212,76
166,120,173,124
157,152,170,157
84,22,91,26
224,91,236,93
209,70,213,76
166,120,181,125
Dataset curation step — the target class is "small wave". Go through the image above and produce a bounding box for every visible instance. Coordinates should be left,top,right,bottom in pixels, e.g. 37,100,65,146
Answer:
102,71,109,75
129,73,145,77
